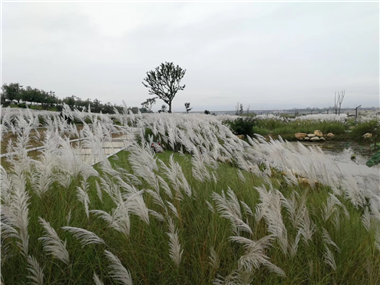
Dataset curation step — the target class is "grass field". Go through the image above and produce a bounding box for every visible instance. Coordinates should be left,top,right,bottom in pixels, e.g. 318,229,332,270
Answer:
1,107,380,284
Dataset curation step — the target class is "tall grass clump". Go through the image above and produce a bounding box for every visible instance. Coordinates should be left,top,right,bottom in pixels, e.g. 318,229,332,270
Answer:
1,105,380,284
350,119,380,141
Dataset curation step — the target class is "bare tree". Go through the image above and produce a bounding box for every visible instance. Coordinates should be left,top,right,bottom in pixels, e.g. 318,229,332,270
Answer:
334,90,345,115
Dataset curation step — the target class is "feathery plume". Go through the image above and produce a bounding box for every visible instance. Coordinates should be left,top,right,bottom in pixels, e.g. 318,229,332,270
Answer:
104,250,133,285
362,207,371,232
322,228,340,253
38,217,70,264
26,255,44,285
324,245,337,271
93,273,104,285
209,247,220,270
62,226,105,247
167,218,183,267
77,185,90,219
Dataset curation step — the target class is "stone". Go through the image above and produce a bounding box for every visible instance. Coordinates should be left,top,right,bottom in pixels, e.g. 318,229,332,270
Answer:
327,133,334,137
319,137,326,141
237,134,245,139
363,133,372,139
304,137,310,140
314,130,323,137
307,133,316,137
310,136,320,141
295,133,307,140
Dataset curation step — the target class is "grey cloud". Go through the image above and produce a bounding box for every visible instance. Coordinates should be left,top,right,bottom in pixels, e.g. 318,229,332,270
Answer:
3,2,379,111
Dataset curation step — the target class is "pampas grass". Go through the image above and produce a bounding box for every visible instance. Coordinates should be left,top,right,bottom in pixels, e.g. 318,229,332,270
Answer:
167,218,183,267
61,226,105,247
1,105,380,284
104,250,133,285
38,217,70,265
26,255,44,285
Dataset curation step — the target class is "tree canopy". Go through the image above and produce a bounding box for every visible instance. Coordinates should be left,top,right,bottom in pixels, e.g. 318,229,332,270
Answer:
142,62,186,113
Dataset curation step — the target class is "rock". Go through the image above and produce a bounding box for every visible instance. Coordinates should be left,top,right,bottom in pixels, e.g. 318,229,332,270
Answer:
327,133,334,137
319,137,326,141
237,134,245,139
310,136,320,141
304,137,310,140
363,133,372,139
314,130,323,137
307,133,316,137
295,133,307,140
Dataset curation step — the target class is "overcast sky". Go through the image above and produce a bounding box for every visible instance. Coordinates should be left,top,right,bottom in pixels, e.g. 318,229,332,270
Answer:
2,1,379,112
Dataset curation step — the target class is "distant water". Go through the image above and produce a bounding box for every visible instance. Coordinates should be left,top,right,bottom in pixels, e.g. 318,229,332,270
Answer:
186,108,378,116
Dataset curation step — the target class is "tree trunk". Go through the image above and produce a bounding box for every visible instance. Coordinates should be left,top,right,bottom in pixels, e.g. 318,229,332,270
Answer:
169,103,172,113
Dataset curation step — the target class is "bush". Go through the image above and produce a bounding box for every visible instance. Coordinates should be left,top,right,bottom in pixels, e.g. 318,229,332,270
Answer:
224,117,256,137
350,120,380,141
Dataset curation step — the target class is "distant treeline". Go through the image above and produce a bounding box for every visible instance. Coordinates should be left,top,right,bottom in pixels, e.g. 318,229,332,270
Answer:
0,83,150,114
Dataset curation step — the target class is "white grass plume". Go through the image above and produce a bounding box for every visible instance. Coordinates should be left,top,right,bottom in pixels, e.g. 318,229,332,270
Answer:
237,169,246,183
167,218,183,267
92,204,130,237
157,175,173,199
375,228,380,252
66,209,72,226
241,201,253,217
61,226,105,247
77,185,90,219
230,235,285,277
7,173,30,256
212,189,252,235
323,245,337,271
26,255,44,285
122,190,150,225
38,217,69,264
362,207,371,232
322,228,340,253
104,250,133,285
209,246,220,270
213,270,241,285
93,273,104,285
289,231,301,257
167,201,180,219
95,180,103,203
298,207,315,245
206,200,215,213
255,184,288,254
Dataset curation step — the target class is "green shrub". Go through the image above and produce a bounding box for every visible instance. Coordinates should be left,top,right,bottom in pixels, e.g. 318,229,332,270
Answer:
350,120,380,141
224,117,256,137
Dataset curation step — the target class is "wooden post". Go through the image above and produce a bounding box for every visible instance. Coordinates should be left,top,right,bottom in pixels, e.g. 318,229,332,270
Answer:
355,105,361,125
